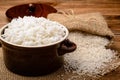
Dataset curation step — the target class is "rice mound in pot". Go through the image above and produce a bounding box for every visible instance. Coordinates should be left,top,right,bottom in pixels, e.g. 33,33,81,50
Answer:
2,16,66,46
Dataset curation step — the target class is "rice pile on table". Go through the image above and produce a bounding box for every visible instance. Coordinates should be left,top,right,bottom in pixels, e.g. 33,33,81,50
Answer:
64,32,119,78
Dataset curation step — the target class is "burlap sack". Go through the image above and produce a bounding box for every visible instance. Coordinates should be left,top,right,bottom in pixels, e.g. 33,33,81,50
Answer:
47,12,120,79
47,12,114,38
106,40,120,53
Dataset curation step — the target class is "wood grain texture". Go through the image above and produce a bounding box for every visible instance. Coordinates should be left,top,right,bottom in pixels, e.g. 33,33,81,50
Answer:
0,0,120,80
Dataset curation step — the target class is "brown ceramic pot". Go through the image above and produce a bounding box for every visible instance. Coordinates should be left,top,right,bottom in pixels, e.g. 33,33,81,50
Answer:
6,3,57,21
0,25,76,76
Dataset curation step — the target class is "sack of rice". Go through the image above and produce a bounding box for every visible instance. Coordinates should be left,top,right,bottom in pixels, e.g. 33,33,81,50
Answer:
47,12,120,79
47,12,114,38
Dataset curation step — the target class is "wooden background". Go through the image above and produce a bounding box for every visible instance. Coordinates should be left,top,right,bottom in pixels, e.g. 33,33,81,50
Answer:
0,0,120,80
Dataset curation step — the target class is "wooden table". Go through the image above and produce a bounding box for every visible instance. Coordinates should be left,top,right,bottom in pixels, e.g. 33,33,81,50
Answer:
0,0,120,80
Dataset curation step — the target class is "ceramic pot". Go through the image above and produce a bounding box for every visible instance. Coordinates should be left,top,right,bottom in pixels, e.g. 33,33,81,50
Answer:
0,25,76,76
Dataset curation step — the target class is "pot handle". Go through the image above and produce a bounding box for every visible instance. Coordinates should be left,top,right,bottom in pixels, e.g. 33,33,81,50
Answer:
58,39,77,56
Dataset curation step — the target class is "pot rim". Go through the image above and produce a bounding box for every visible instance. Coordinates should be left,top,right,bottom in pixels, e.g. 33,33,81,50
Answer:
0,24,69,48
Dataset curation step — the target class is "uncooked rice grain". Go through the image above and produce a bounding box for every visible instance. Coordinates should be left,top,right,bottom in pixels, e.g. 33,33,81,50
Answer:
64,32,119,77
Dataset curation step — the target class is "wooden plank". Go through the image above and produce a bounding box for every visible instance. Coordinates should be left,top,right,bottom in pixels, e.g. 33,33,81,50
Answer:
104,15,120,20
56,3,120,8
0,0,59,6
55,8,120,15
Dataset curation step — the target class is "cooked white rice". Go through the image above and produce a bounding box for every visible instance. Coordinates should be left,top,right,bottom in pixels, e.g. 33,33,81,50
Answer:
2,16,66,46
